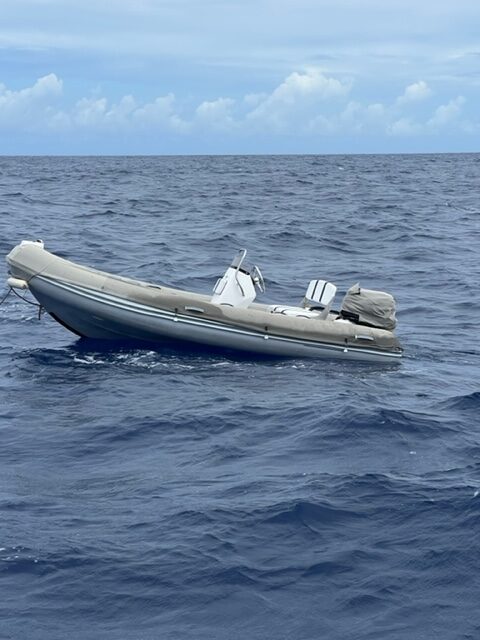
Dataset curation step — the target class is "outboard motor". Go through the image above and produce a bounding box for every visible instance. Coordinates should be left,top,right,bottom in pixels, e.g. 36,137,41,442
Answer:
340,283,397,330
211,249,264,308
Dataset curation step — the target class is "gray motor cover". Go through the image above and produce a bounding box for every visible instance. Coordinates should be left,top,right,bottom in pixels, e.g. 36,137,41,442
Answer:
341,283,397,330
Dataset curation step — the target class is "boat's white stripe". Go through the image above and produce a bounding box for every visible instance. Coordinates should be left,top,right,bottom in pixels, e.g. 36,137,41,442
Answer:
35,275,402,359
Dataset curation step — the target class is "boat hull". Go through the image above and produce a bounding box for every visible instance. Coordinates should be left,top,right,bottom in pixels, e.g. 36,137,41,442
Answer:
28,274,401,363
5,242,403,362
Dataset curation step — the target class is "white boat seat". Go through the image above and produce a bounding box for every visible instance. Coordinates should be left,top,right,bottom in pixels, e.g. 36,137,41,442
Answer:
211,249,258,308
269,305,320,319
302,279,337,319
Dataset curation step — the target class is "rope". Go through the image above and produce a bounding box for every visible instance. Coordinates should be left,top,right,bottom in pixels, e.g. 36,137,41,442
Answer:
1,286,43,319
0,288,13,306
10,287,42,308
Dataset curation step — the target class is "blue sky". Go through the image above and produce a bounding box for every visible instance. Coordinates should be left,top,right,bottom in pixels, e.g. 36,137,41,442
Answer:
1,0,479,154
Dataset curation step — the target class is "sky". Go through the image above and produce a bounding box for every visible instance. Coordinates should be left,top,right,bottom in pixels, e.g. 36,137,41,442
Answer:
1,0,479,154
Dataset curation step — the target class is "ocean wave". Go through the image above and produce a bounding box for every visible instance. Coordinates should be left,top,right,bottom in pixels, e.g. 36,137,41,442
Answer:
439,391,480,412
327,406,452,437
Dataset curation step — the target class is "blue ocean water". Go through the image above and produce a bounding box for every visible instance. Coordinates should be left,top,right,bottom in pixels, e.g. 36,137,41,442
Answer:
0,155,479,640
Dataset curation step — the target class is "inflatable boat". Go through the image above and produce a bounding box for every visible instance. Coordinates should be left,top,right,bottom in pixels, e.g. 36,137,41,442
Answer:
5,240,403,362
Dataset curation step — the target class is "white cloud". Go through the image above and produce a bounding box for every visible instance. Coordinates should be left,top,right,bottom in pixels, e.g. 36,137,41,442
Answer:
243,93,267,107
397,80,432,104
308,100,388,135
307,113,336,134
28,73,63,97
388,96,466,136
388,117,422,136
0,72,477,144
0,73,62,127
195,97,236,132
267,68,349,103
246,68,350,132
49,92,190,133
427,96,465,129
131,94,189,133
51,95,137,130
73,97,108,128
339,101,387,132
